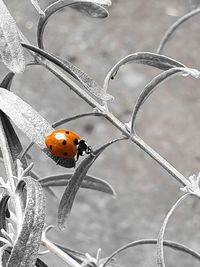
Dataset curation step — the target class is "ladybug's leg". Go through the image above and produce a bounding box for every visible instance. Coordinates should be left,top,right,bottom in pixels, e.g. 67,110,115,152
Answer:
56,158,60,165
76,150,81,162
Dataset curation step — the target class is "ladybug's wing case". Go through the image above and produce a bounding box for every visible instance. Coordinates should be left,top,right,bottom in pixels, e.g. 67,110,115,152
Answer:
45,130,79,159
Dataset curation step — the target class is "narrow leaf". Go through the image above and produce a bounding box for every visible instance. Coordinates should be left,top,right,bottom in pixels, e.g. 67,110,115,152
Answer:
0,73,27,171
56,244,117,267
0,72,15,91
0,111,28,170
39,173,116,196
54,245,86,264
0,0,25,73
35,258,49,267
156,194,190,267
22,43,113,102
7,177,45,267
103,52,185,92
0,88,75,168
30,170,57,199
54,55,113,101
30,0,45,16
0,115,16,179
79,0,112,6
58,136,126,229
157,8,200,54
130,67,185,134
37,0,108,49
52,111,103,128
70,2,109,18
1,246,12,267
0,195,10,247
103,238,200,267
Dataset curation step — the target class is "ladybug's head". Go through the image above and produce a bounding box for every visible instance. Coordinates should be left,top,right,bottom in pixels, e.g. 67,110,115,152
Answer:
76,140,92,161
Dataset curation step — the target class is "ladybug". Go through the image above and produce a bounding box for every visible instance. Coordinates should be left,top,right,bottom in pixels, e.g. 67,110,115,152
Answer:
45,130,92,161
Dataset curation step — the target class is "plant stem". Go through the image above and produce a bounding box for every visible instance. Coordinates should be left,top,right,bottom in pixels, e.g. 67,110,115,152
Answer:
133,135,190,186
104,111,189,186
42,236,81,267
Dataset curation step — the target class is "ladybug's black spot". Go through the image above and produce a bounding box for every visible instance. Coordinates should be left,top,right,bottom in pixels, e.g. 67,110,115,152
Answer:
49,145,52,150
63,152,68,156
62,140,67,145
74,138,79,145
65,131,69,134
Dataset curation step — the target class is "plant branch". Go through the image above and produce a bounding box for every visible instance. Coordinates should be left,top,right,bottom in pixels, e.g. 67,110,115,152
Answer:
22,43,189,187
132,135,190,186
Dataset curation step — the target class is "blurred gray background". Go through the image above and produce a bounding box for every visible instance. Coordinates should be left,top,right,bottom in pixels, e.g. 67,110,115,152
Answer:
2,0,200,266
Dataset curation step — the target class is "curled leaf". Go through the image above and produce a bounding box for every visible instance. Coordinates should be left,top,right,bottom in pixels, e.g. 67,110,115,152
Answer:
37,0,109,49
39,173,116,196
103,52,185,92
130,67,188,134
157,8,200,54
7,177,45,267
22,43,113,102
52,110,103,128
103,238,200,267
69,1,109,18
0,88,75,168
156,194,190,267
0,0,25,73
58,136,127,229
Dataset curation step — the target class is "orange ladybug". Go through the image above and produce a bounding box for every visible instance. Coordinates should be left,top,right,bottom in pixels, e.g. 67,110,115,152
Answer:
45,130,92,161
